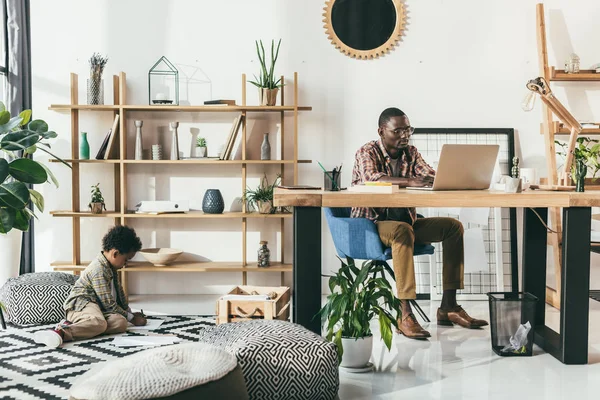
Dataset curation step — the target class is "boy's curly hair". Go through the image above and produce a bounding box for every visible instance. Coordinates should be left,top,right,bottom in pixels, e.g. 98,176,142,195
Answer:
102,225,142,254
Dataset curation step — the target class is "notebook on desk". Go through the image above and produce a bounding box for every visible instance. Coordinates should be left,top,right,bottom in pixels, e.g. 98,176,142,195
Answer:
406,144,500,191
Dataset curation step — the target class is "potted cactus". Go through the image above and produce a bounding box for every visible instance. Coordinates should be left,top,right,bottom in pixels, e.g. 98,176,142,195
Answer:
196,137,207,158
89,183,106,214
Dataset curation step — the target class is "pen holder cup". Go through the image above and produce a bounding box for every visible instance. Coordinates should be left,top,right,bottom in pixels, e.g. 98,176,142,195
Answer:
324,171,341,191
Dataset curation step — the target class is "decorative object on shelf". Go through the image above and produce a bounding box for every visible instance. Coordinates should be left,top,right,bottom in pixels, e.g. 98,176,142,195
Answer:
243,174,281,214
202,189,225,214
148,56,179,105
170,121,180,160
216,286,291,324
134,120,144,160
260,133,271,160
575,159,587,192
151,144,162,160
79,132,90,160
139,248,183,266
565,53,580,73
87,53,108,105
257,241,271,268
323,0,406,60
204,99,236,106
511,156,520,178
556,136,600,193
196,137,207,158
316,258,401,369
248,39,283,106
88,183,106,214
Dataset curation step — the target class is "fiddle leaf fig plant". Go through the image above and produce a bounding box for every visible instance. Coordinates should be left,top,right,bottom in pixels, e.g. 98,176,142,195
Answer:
316,257,402,361
0,101,69,233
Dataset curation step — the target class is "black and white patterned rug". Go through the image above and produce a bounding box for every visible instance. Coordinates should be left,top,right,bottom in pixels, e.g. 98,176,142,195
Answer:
0,315,215,400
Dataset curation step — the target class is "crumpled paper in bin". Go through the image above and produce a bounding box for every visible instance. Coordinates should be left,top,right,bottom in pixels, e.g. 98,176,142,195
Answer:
502,321,531,354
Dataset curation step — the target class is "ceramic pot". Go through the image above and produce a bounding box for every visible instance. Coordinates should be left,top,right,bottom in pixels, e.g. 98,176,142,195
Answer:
258,88,279,106
0,229,22,287
202,189,224,214
90,203,105,214
340,335,373,368
256,200,272,214
197,147,207,158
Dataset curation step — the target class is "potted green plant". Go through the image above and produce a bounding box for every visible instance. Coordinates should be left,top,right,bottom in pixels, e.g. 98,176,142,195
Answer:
243,174,281,214
248,39,283,106
316,258,402,369
89,183,106,214
0,101,68,282
196,137,207,158
556,137,600,192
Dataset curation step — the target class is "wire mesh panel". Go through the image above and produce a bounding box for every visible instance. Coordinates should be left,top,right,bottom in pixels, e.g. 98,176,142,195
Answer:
410,129,517,298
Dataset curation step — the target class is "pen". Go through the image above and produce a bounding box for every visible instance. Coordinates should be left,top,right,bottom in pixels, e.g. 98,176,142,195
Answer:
318,161,337,190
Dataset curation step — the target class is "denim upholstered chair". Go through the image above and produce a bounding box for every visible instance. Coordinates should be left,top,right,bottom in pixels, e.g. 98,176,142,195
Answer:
324,207,434,322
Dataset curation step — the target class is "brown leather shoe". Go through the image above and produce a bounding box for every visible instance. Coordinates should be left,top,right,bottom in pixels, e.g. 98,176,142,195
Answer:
437,306,488,329
396,313,431,339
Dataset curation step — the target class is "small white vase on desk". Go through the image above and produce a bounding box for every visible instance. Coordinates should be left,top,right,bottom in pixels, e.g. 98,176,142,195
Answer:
134,120,143,160
170,122,180,160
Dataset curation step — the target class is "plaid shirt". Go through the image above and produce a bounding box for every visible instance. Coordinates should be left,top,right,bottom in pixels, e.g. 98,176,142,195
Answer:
351,139,435,223
63,252,129,319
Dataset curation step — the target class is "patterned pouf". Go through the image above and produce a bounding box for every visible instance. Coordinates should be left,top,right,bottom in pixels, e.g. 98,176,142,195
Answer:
196,320,339,400
0,272,77,325
69,342,249,400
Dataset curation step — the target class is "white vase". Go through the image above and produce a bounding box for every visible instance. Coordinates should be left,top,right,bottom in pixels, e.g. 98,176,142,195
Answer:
134,120,144,160
340,335,373,368
170,122,180,160
0,230,22,287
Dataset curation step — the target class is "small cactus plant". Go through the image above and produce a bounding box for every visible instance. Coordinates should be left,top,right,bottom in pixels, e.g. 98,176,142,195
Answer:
196,137,207,147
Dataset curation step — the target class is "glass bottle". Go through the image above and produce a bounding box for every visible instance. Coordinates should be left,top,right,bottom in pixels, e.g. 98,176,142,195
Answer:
80,132,90,160
257,240,271,267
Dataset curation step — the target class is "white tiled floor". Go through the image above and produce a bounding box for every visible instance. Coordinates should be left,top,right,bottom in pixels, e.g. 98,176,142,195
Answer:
130,295,600,400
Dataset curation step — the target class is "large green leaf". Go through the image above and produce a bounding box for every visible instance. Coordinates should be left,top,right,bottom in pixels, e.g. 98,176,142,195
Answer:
0,158,8,184
36,145,72,170
0,116,24,134
18,110,31,126
29,189,44,213
28,120,48,134
8,158,48,184
0,111,10,126
13,209,30,231
39,162,59,187
0,181,30,209
41,131,57,139
0,207,15,233
378,310,393,351
0,131,40,151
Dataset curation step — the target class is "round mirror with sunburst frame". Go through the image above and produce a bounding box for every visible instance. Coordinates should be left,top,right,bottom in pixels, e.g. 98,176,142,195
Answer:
323,0,406,59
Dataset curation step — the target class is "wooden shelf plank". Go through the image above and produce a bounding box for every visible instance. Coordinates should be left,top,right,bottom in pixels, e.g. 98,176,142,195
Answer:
51,211,121,217
49,159,120,163
52,261,292,272
122,159,311,164
51,210,292,219
48,104,120,111
122,105,311,112
550,68,600,81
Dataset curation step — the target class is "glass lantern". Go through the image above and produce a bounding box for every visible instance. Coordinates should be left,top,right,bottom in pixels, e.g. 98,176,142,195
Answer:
148,56,179,105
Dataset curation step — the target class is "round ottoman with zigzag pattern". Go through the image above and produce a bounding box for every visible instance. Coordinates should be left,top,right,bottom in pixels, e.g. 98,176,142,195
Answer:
196,320,339,400
0,272,77,325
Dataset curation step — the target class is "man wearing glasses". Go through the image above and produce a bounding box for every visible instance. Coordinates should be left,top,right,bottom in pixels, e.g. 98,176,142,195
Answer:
351,107,488,340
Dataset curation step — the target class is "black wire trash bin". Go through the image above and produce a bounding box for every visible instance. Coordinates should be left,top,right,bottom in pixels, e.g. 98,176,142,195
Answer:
487,292,538,356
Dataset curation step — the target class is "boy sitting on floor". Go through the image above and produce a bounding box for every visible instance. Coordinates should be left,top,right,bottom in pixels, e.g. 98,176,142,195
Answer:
34,225,147,348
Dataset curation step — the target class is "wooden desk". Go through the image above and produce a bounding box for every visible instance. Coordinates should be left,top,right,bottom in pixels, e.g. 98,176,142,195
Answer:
274,188,600,365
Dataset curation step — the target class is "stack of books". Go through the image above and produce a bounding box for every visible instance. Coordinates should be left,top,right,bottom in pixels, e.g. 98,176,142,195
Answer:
95,114,120,159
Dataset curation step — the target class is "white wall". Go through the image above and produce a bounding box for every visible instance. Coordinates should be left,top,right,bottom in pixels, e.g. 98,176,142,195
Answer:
31,0,600,294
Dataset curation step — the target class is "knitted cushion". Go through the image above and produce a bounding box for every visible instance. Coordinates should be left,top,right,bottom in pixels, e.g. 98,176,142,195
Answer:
0,272,77,325
196,320,339,400
69,342,248,400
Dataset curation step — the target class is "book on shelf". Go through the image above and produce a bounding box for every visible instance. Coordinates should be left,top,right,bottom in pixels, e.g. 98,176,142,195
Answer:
104,114,120,159
204,99,236,106
227,116,244,160
347,182,400,193
95,128,112,159
220,115,243,160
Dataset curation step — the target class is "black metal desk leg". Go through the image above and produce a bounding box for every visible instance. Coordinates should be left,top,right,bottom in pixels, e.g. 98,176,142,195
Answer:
560,207,591,365
522,207,548,329
293,207,322,335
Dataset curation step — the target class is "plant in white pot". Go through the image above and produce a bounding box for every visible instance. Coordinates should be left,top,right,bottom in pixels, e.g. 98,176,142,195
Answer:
248,39,283,106
317,257,402,370
0,101,68,284
196,137,207,158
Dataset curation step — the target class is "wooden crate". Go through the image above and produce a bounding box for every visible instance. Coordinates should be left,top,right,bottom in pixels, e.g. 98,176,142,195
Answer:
216,285,290,324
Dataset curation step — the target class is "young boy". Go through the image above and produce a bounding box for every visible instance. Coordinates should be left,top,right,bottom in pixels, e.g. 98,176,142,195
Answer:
34,225,147,347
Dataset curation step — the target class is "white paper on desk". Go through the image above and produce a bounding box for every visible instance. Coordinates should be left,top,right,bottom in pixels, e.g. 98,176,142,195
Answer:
220,294,270,301
111,335,181,347
128,319,165,331
464,228,488,273
459,208,490,226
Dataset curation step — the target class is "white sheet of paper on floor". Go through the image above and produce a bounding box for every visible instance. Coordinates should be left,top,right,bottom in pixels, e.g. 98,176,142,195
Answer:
459,208,490,226
128,319,165,331
111,335,181,347
464,227,488,273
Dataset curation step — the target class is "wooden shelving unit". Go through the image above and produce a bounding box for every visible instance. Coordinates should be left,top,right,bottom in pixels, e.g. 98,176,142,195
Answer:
50,71,310,292
549,67,600,81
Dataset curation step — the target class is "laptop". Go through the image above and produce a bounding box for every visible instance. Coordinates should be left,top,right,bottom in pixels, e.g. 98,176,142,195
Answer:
406,144,500,191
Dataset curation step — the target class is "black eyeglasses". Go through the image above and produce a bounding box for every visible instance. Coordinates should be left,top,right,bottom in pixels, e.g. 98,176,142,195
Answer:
388,126,415,137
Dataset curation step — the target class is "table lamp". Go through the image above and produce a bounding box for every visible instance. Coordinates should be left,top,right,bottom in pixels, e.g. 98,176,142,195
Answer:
522,77,582,189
